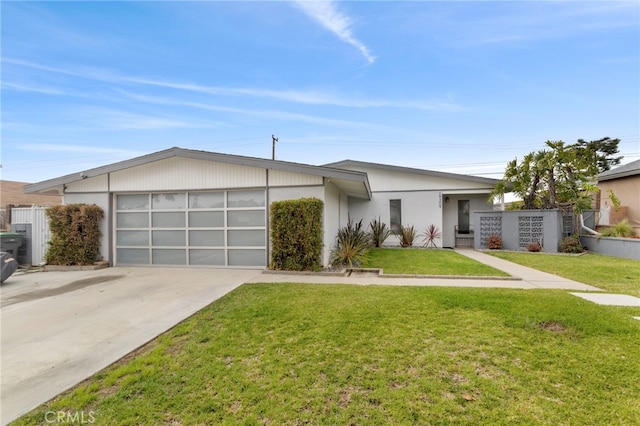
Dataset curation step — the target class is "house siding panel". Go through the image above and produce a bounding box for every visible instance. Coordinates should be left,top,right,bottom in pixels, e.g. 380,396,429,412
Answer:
65,175,109,193
372,172,492,191
344,167,491,192
268,170,323,187
110,157,266,192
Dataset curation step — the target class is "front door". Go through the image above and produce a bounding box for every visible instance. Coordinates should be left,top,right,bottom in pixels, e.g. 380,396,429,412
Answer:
458,200,470,233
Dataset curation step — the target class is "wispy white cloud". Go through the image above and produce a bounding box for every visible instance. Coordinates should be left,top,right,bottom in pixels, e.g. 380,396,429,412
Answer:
118,91,388,129
291,0,375,64
80,108,228,131
1,81,65,95
450,1,639,46
124,79,462,111
19,143,142,156
5,57,463,111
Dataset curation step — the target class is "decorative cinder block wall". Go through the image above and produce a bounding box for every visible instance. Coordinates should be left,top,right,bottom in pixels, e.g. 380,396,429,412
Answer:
473,210,564,253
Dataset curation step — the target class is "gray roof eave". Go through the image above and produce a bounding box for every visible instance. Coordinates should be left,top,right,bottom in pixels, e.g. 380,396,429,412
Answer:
324,159,501,186
25,147,371,196
597,159,640,182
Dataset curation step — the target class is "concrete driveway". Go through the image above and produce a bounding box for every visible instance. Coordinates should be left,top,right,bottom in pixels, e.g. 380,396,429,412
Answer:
1,267,261,425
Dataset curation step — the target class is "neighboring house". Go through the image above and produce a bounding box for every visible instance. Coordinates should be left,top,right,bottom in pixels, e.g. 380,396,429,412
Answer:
596,159,640,231
0,180,62,230
25,147,498,268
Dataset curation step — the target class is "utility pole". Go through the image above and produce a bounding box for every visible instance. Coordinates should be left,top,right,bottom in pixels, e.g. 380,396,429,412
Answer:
271,135,278,160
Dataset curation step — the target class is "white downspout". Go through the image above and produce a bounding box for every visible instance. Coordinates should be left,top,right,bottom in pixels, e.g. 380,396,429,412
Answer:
579,213,599,236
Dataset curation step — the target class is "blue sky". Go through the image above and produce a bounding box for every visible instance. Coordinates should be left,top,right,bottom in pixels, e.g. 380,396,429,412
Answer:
2,1,639,184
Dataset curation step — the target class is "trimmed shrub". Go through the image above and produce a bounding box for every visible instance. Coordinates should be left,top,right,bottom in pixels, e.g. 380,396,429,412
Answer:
560,235,584,253
45,204,104,265
329,218,370,268
270,198,324,271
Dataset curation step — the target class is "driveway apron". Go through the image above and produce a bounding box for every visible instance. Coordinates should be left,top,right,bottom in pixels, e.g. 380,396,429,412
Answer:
1,267,261,425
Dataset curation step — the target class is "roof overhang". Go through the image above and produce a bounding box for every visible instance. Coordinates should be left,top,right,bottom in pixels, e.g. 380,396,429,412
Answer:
24,147,372,199
597,159,640,182
324,159,501,187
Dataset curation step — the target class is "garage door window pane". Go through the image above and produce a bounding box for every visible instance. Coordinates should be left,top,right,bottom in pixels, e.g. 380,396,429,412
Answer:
228,190,265,207
229,249,265,266
189,192,224,209
117,230,149,246
189,211,224,227
117,248,149,264
152,230,185,246
228,210,265,227
189,230,224,246
152,212,185,227
117,194,149,210
117,212,149,228
152,193,185,209
153,249,186,265
228,230,265,247
189,249,225,266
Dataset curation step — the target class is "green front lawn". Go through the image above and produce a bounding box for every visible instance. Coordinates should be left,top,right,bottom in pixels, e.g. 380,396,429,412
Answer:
15,284,640,425
362,248,509,277
488,252,640,297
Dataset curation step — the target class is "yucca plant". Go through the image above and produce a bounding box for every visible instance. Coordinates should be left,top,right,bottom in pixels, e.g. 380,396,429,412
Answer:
399,225,416,248
369,217,391,248
329,218,370,268
421,224,442,248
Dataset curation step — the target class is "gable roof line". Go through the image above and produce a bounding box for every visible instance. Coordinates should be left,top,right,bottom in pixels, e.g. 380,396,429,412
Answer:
324,159,500,185
597,159,640,181
24,147,371,196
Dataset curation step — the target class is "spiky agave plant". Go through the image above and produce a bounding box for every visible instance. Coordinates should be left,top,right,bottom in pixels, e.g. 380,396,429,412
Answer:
421,224,442,248
330,218,370,267
400,225,416,248
369,217,391,248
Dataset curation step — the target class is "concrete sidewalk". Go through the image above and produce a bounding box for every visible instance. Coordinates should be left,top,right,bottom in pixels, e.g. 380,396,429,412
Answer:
453,249,603,291
248,249,602,292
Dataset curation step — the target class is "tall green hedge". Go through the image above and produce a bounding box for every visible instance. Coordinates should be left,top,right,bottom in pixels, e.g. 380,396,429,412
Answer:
270,198,323,271
46,204,104,265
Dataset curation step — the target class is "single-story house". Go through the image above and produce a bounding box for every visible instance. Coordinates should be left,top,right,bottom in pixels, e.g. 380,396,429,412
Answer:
596,159,640,232
25,147,500,268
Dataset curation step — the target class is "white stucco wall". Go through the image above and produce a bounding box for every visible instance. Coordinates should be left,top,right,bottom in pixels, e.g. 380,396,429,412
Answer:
342,165,495,248
348,191,443,247
322,181,348,266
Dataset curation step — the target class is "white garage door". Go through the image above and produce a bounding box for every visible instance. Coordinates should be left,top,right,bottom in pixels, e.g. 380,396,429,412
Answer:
115,190,266,267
